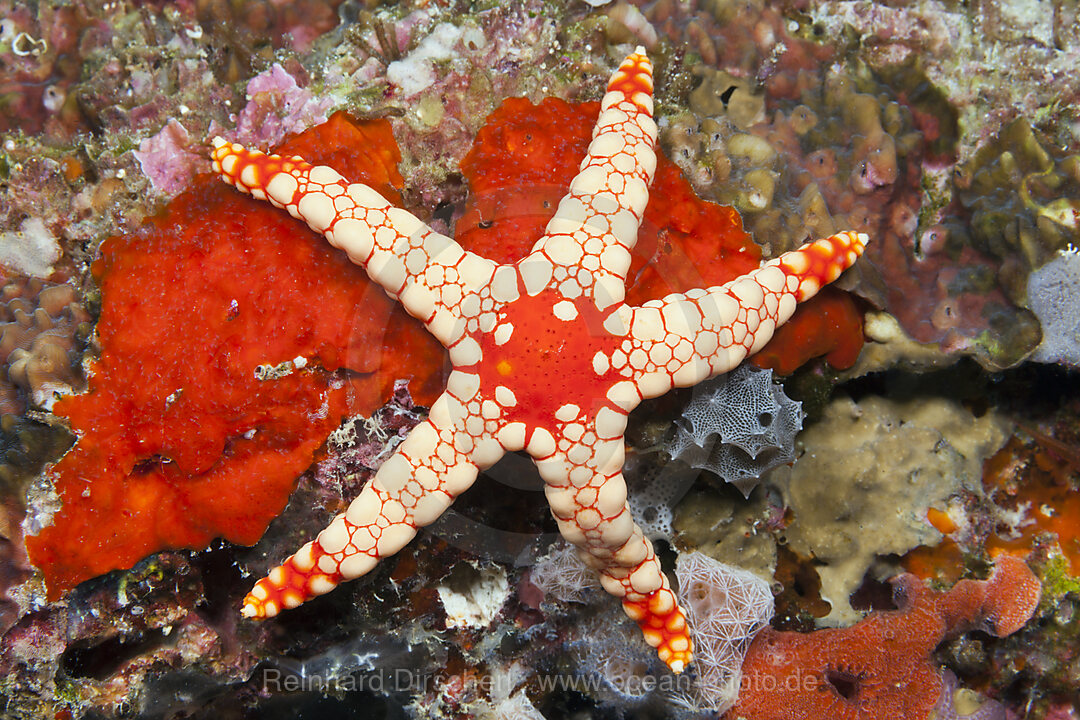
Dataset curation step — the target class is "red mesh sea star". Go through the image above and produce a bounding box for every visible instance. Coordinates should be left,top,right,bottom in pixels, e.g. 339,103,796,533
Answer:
211,48,868,673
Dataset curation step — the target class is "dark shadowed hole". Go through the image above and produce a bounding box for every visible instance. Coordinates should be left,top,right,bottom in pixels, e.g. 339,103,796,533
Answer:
192,538,246,623
132,455,165,474
825,669,861,701
432,199,454,226
849,571,898,612
62,627,172,681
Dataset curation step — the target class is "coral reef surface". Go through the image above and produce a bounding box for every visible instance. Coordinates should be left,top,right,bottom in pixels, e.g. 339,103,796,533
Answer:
0,0,1075,718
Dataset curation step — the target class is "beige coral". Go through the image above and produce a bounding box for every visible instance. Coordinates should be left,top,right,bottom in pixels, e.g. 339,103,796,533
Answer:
0,278,90,413
661,63,911,260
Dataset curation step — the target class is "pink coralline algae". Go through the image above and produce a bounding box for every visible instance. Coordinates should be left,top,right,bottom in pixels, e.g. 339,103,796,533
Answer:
132,119,206,196
230,63,333,149
131,65,335,197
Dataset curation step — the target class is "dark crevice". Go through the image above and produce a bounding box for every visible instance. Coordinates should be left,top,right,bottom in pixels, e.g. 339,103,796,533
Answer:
61,626,173,681
191,538,245,623
849,571,898,612
825,669,862,701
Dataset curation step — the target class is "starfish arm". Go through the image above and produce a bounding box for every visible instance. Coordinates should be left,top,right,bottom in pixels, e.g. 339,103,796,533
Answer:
618,231,869,398
211,138,502,347
240,383,502,618
530,406,693,673
520,48,657,308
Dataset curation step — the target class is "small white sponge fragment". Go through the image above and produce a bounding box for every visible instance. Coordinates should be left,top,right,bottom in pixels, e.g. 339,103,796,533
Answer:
436,562,510,629
529,541,602,605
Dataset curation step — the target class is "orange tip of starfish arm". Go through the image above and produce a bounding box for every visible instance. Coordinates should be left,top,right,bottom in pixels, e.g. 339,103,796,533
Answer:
240,599,263,619
627,589,695,673
241,577,283,619
654,625,693,674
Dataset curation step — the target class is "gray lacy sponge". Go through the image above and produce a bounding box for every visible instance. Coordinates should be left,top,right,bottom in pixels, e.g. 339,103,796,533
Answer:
1027,248,1080,367
665,364,803,496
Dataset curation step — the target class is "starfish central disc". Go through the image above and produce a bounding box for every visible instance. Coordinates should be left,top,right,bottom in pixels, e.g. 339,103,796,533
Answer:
472,289,621,434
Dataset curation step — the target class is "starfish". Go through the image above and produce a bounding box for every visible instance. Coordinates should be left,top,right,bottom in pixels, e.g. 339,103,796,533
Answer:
210,47,867,673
